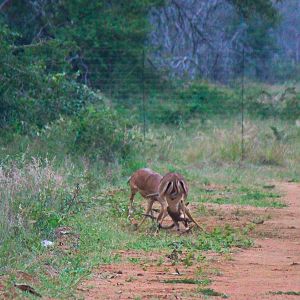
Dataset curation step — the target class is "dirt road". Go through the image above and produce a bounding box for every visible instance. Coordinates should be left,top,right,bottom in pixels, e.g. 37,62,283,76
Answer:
210,182,300,299
78,182,300,299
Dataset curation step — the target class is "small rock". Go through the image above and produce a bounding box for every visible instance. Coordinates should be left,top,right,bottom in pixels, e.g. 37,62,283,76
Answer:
137,273,143,276
41,240,54,247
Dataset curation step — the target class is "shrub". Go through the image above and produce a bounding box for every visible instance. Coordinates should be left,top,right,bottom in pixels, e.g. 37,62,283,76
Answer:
0,23,105,132
245,84,300,120
147,81,238,125
72,106,142,161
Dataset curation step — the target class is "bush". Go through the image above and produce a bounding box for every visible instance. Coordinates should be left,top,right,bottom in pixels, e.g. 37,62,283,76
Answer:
73,106,141,161
0,23,105,132
245,84,300,120
148,81,238,125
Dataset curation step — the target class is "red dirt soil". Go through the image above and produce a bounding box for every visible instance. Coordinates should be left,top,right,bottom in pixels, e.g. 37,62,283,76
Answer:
210,182,300,300
78,182,300,300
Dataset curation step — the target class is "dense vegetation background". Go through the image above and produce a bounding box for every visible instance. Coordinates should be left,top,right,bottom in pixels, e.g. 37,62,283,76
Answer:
0,0,299,137
0,0,299,298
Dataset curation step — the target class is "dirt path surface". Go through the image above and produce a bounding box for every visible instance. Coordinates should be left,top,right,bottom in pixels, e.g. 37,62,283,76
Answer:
210,182,300,300
78,182,300,299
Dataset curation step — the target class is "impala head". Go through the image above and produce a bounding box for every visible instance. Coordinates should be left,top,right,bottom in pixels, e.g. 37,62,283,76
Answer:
157,172,202,232
158,172,188,202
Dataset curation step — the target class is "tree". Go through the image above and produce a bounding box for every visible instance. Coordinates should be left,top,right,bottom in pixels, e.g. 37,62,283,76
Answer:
149,0,282,82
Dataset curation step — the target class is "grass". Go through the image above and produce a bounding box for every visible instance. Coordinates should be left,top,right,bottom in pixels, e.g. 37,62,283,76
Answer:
270,291,300,296
128,257,141,264
198,288,228,298
0,173,253,298
0,116,299,298
196,185,285,208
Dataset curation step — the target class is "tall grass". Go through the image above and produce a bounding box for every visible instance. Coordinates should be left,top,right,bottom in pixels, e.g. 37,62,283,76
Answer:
0,158,72,243
182,119,299,168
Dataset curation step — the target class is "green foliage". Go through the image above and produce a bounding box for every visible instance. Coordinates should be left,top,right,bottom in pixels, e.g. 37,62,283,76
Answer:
244,84,300,120
1,118,298,297
1,0,164,136
148,81,237,125
0,158,78,243
73,106,141,161
0,105,143,163
0,23,105,132
227,6,279,81
191,225,253,252
2,0,163,94
127,225,253,253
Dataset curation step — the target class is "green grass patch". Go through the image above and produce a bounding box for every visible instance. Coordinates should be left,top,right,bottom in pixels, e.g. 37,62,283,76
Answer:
270,291,300,296
198,288,228,298
128,257,141,264
126,224,253,253
196,185,286,208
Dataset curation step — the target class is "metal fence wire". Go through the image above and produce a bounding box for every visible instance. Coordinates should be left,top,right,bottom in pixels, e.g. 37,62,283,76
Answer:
6,45,296,163
85,47,248,162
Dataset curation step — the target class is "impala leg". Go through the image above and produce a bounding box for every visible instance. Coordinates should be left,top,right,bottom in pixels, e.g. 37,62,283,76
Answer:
128,190,137,219
180,199,189,230
137,198,155,229
174,220,180,231
157,199,168,229
185,207,202,230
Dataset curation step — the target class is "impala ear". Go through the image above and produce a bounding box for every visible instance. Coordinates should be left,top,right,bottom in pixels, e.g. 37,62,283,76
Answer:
179,180,188,194
166,181,174,194
176,180,181,192
161,181,172,195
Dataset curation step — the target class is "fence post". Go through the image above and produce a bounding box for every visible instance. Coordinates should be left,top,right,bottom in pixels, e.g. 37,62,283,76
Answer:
142,48,146,148
241,47,245,162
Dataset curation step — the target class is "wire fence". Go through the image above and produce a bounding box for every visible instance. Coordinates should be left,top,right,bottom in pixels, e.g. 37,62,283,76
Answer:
3,45,299,163
72,47,249,161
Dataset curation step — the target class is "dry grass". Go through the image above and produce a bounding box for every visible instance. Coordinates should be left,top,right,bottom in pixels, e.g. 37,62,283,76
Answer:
184,119,299,167
0,158,69,242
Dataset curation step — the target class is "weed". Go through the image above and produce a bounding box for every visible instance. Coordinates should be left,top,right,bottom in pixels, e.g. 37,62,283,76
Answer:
0,116,299,298
156,257,164,266
182,251,195,267
125,276,137,282
128,257,141,264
